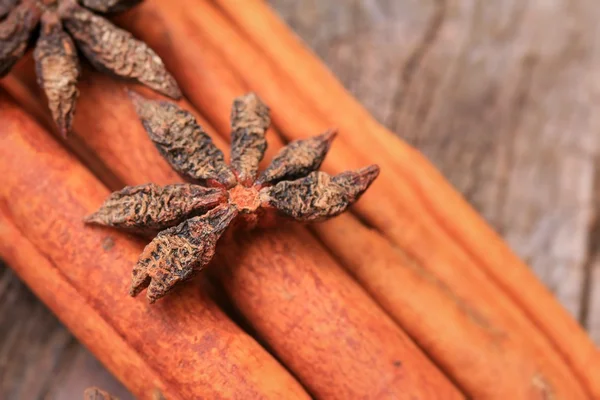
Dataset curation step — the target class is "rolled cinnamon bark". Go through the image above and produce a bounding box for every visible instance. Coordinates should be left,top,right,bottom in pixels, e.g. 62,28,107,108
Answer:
112,1,595,397
4,41,589,400
2,73,462,397
205,3,600,397
0,90,310,400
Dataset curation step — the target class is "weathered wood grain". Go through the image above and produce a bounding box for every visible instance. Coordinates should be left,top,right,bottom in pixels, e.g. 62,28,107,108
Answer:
268,0,600,344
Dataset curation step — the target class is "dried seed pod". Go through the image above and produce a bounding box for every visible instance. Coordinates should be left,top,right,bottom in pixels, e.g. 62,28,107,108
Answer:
89,93,380,302
230,93,270,185
61,1,181,99
131,203,237,302
260,166,380,222
129,92,237,188
0,1,41,77
33,13,81,137
80,0,141,14
85,183,226,234
84,387,117,400
256,129,337,186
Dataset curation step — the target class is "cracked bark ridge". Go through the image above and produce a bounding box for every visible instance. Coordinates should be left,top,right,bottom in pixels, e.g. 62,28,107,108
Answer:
84,387,117,400
230,93,270,185
33,13,80,137
62,1,181,99
80,0,142,14
85,183,226,234
130,92,237,188
87,93,380,302
131,203,237,303
256,129,337,186
260,166,380,222
0,1,41,76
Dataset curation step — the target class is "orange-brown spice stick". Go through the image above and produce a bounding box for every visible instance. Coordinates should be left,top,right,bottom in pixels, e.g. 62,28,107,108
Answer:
209,1,600,396
5,21,590,400
2,75,463,398
0,90,310,400
112,1,595,397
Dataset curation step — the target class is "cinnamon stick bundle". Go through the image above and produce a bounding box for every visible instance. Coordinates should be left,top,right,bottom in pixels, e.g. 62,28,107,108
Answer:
0,90,310,400
5,65,590,398
205,4,600,397
5,8,593,400
110,1,595,397
3,71,462,397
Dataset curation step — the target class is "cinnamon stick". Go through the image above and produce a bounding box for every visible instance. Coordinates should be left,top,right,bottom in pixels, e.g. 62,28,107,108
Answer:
112,1,595,397
0,90,310,400
5,11,590,400
3,71,462,397
208,3,600,396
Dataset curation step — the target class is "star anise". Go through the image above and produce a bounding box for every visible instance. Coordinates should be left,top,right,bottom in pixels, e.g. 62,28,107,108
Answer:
85,92,380,303
0,0,180,136
84,387,116,400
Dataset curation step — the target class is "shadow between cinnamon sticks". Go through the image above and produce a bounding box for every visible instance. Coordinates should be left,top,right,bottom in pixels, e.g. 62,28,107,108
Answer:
0,90,310,400
109,1,594,398
2,69,463,398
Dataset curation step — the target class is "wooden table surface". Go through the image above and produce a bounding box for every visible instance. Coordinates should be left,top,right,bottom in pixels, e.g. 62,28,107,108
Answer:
2,1,599,398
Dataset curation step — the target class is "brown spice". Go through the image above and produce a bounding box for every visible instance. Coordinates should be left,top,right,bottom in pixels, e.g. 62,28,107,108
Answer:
0,89,311,400
86,92,379,302
84,387,116,400
118,1,600,397
0,0,179,135
2,69,464,399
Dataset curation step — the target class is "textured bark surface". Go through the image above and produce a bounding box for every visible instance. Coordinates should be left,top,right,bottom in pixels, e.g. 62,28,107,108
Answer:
2,1,600,398
268,0,600,345
0,90,311,400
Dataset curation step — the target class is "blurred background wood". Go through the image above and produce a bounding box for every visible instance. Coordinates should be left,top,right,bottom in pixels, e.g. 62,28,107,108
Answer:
1,0,599,398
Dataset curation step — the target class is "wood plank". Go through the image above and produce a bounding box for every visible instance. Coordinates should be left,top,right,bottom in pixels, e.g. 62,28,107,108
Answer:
268,0,600,343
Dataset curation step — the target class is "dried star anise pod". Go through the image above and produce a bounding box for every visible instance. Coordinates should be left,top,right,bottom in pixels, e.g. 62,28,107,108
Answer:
0,0,180,136
85,92,380,303
84,387,117,400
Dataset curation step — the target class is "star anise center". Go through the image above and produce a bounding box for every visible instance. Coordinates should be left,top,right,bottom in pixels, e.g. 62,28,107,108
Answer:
228,184,261,214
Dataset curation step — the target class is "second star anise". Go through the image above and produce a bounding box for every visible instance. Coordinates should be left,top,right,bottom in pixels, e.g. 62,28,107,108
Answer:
0,0,181,136
85,92,379,303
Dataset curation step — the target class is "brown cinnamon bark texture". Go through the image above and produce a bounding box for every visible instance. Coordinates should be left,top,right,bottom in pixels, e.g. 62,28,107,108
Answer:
0,90,311,400
111,0,598,397
6,63,591,398
204,3,600,397
1,72,463,397
4,11,594,400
